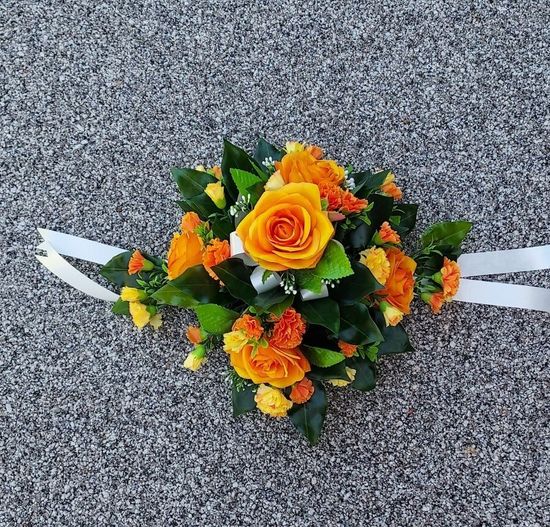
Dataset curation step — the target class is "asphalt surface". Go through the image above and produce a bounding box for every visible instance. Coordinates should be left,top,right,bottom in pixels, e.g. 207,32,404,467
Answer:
1,1,549,526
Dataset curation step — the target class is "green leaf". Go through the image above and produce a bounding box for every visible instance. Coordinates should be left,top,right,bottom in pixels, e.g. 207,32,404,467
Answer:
348,194,394,249
232,383,256,417
308,362,351,382
374,312,415,356
339,303,384,345
421,221,472,248
230,168,262,197
295,297,340,335
295,269,323,293
390,204,418,237
150,282,199,307
111,298,129,315
352,169,389,198
288,381,327,445
314,240,353,280
152,265,220,305
303,346,345,368
177,193,218,218
193,304,239,334
330,261,382,304
171,167,217,198
211,258,257,304
100,252,139,287
211,214,235,240
253,137,284,168
267,295,294,317
252,288,290,310
347,357,376,391
221,139,262,202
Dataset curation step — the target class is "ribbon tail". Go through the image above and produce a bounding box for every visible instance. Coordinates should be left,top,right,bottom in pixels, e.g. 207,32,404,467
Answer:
454,278,550,314
36,240,120,302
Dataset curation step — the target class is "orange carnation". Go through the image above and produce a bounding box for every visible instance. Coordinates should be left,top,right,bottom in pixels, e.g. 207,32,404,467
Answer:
441,257,461,298
290,377,315,404
233,314,264,340
269,307,306,348
229,342,311,388
426,292,445,314
186,325,203,344
380,172,402,200
340,190,368,214
167,231,203,281
378,221,401,244
338,340,357,358
202,238,231,281
319,182,343,211
379,248,416,315
181,212,202,234
128,250,147,275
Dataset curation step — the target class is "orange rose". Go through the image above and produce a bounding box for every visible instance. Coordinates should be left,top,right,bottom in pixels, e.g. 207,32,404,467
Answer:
290,377,315,404
275,151,344,186
269,307,306,348
233,314,264,340
167,231,203,281
229,342,311,388
236,182,334,271
440,257,460,298
379,248,416,315
202,238,231,281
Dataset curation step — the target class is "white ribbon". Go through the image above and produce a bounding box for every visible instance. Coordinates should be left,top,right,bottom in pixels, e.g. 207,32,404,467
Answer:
36,228,125,302
36,228,549,313
455,245,550,313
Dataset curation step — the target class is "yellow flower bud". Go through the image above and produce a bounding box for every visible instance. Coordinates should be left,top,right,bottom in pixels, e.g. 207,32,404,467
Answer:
205,181,226,209
120,287,147,302
285,141,305,153
329,367,356,387
195,164,206,172
380,301,404,326
183,345,206,371
128,301,151,329
254,384,293,417
149,313,163,330
264,170,286,191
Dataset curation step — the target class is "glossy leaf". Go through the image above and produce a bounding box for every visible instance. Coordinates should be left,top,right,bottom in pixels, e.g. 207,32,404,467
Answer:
171,167,217,198
352,169,389,198
308,362,351,382
152,265,219,305
421,221,472,248
295,297,340,335
347,356,376,391
100,251,138,287
348,194,394,249
230,168,262,197
111,298,129,315
253,137,284,168
315,240,353,280
303,346,345,367
252,288,290,310
330,261,382,304
194,304,239,334
212,258,257,304
232,384,256,417
295,270,323,294
288,381,327,445
221,139,262,202
339,303,383,345
374,312,415,356
390,203,418,237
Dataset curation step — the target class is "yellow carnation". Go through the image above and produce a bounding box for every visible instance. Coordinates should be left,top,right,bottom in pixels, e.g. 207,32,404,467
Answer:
285,141,305,153
129,301,151,329
360,247,390,285
183,345,206,371
120,287,147,302
380,301,404,326
254,384,293,417
223,330,248,354
329,367,356,387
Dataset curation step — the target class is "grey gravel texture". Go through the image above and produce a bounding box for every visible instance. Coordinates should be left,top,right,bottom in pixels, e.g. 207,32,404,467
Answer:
1,0,549,526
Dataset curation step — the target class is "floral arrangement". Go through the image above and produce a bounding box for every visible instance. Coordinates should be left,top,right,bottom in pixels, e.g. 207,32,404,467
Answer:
100,139,472,444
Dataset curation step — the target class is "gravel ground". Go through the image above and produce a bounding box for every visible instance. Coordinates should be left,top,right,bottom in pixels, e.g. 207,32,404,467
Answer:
1,1,549,526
